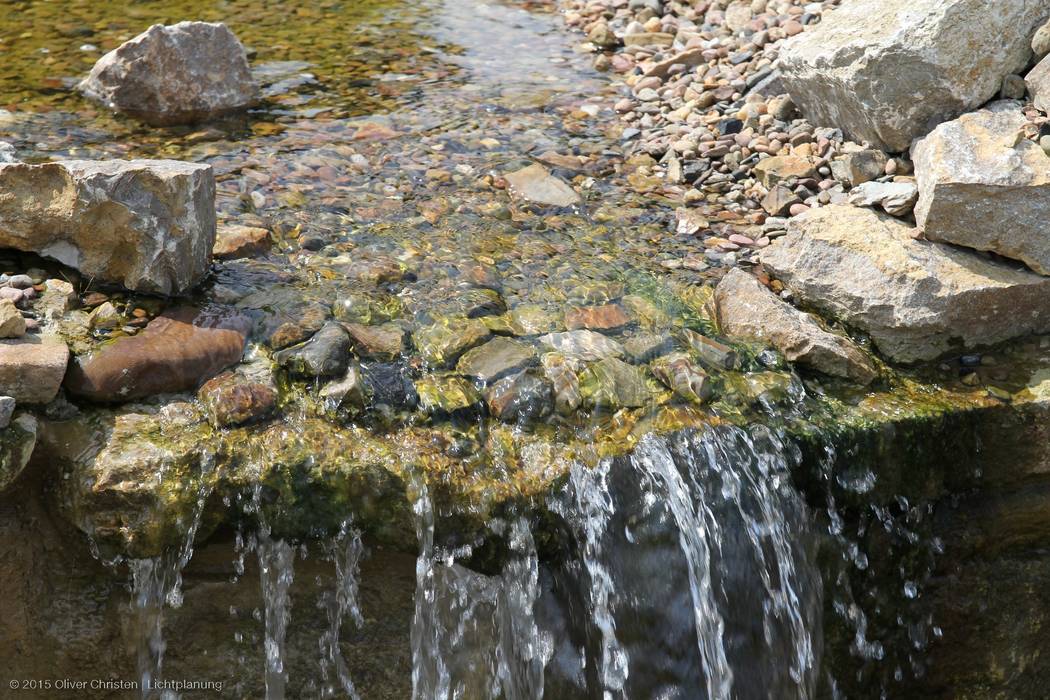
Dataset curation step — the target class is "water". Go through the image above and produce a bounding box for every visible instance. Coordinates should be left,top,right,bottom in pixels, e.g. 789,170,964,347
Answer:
317,520,365,700
129,479,213,699
410,476,551,699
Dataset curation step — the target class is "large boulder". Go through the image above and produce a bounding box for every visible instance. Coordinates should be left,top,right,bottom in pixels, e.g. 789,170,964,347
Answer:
1026,53,1050,114
78,21,257,126
778,0,1049,152
65,306,249,402
759,205,1050,362
0,160,215,295
913,103,1050,274
714,269,877,385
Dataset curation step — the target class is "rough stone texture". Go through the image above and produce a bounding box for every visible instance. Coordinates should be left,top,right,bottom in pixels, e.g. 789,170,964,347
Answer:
213,224,270,259
760,205,1050,362
830,149,888,187
778,0,1050,151
198,372,276,428
848,180,918,217
274,322,350,379
0,336,69,404
752,155,817,188
0,299,25,338
0,414,36,493
912,103,1050,274
1026,54,1050,114
714,269,877,384
0,160,215,295
78,22,257,126
0,397,13,430
1035,20,1050,61
456,338,537,384
65,307,249,402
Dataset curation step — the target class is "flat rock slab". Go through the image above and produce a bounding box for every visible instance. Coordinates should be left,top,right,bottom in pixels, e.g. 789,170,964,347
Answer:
759,205,1050,362
79,21,257,126
65,307,249,402
0,336,69,404
913,102,1050,274
504,163,581,207
714,268,877,384
779,0,1049,151
0,159,215,295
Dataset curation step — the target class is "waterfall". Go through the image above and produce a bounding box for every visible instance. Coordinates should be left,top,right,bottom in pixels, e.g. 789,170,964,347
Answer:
318,520,365,700
256,528,296,699
556,461,630,698
129,479,213,700
410,477,550,699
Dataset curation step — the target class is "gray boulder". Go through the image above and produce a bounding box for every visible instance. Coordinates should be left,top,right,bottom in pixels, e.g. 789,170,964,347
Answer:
759,205,1050,362
79,21,257,126
779,0,1049,152
0,159,215,295
1026,54,1050,113
714,269,877,384
913,103,1050,274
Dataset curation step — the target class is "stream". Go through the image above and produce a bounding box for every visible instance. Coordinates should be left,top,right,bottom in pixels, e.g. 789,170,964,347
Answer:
0,0,1038,698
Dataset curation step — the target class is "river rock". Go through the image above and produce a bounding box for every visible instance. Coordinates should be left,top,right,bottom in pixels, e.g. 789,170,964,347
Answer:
504,163,581,207
198,372,276,428
913,103,1050,274
541,352,583,416
579,357,651,410
343,322,405,361
213,224,271,260
778,0,1050,151
484,371,552,424
538,330,625,361
848,180,919,217
565,304,631,333
78,21,257,126
413,317,491,368
274,322,350,379
830,149,888,187
0,160,215,295
0,336,69,404
456,338,537,384
65,307,249,401
759,205,1050,362
415,374,482,415
0,300,25,338
714,269,877,384
649,353,712,404
320,365,366,410
753,155,818,188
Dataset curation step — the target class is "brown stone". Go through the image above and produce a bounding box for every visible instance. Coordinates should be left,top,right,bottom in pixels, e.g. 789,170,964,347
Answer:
198,373,276,428
565,304,631,333
65,306,249,402
343,322,405,361
213,225,271,259
0,335,69,404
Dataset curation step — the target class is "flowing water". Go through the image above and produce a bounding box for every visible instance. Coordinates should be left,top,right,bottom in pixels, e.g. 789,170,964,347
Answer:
0,0,992,697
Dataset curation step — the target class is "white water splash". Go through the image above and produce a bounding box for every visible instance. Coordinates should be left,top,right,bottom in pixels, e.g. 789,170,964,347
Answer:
318,520,365,699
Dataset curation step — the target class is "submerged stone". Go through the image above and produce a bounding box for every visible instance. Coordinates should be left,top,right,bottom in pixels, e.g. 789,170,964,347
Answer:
484,371,553,424
66,307,249,401
319,364,366,410
274,321,351,379
650,352,713,404
504,163,581,207
456,338,538,384
538,329,625,361
0,160,215,295
415,374,483,415
565,303,632,333
413,317,491,368
78,21,257,126
343,322,406,361
579,356,652,410
213,224,271,260
541,352,583,416
360,362,419,411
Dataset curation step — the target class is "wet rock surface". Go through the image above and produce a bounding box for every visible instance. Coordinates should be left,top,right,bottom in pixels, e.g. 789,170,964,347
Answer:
0,335,69,404
79,21,257,126
0,160,215,295
65,307,249,401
